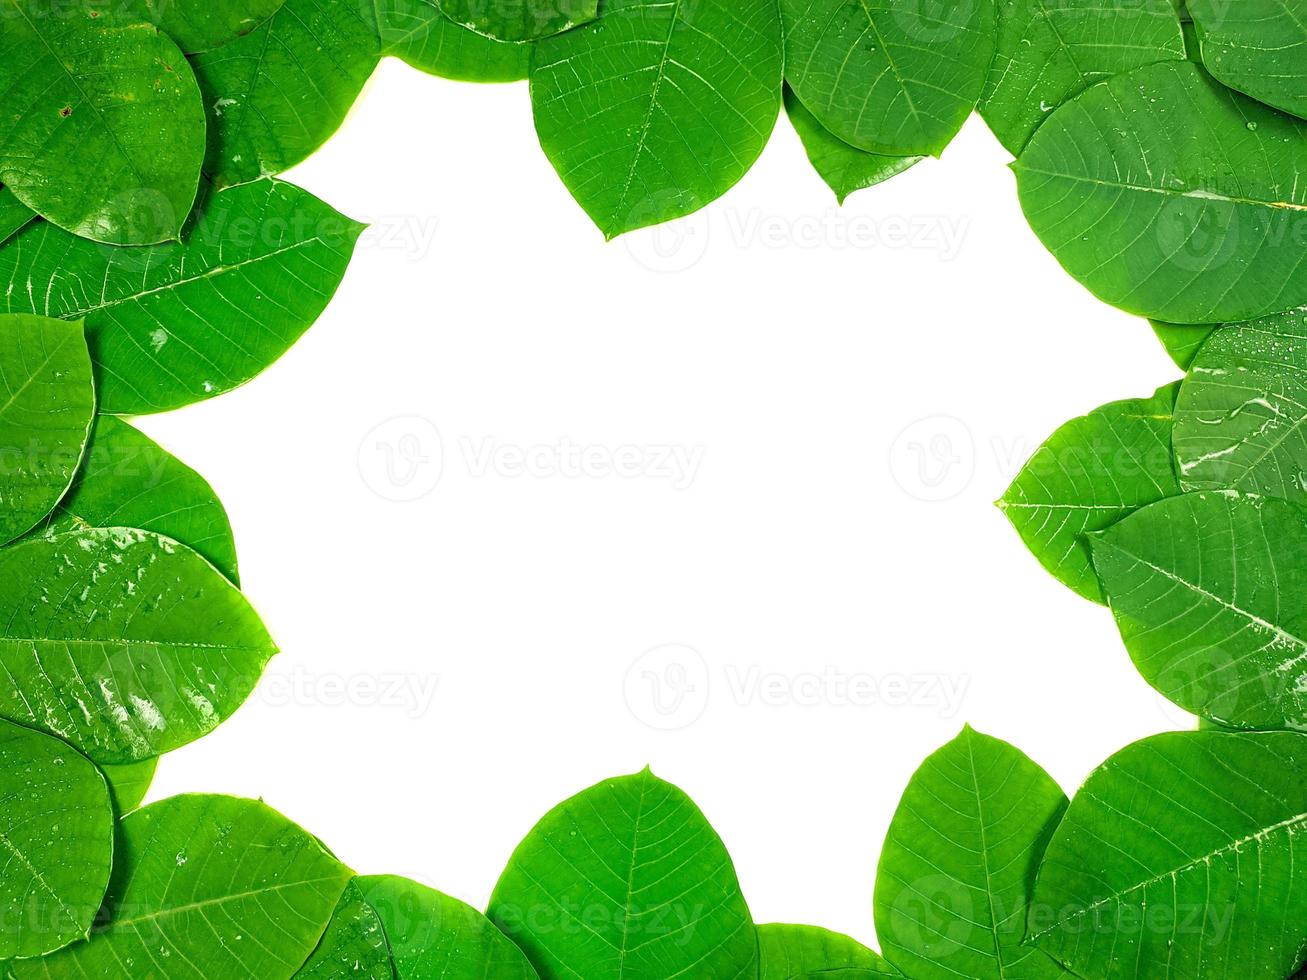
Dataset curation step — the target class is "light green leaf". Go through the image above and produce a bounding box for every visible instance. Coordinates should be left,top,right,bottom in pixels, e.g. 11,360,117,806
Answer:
436,0,594,41
376,0,531,81
1151,320,1215,370
113,0,288,53
0,179,364,415
783,87,920,205
10,794,352,980
781,0,996,157
192,0,379,187
758,924,900,979
1089,491,1307,730
44,416,239,584
1189,0,1307,121
0,188,33,247
358,875,536,978
1014,60,1307,324
488,768,757,979
874,726,1071,980
998,383,1181,603
529,0,783,239
295,880,393,980
0,314,95,548
0,718,113,960
1173,307,1307,502
1030,730,1307,980
100,757,158,815
0,527,277,763
0,6,205,245
979,0,1184,154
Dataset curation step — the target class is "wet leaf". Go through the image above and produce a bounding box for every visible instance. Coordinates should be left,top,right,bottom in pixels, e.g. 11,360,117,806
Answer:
1189,0,1307,121
436,0,594,42
377,0,530,81
295,880,393,980
758,924,900,979
114,0,288,53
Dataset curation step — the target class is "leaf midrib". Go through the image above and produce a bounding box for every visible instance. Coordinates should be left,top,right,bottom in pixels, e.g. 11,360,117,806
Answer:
1016,165,1307,212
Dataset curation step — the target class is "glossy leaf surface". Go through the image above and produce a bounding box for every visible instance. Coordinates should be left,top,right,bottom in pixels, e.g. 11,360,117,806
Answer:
0,188,33,247
295,880,393,979
436,0,594,41
115,0,288,53
377,0,531,81
1151,321,1215,370
758,924,900,978
1189,0,1307,121
100,757,158,815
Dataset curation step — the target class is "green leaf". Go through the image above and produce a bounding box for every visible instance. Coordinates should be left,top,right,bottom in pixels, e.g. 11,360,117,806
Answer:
780,0,996,157
0,179,364,415
1189,0,1307,121
0,188,33,247
783,87,920,205
10,794,352,980
376,0,531,81
757,924,900,979
358,875,536,978
874,726,1071,980
1173,307,1307,502
979,0,1184,154
294,880,393,980
488,768,757,979
0,314,95,548
1030,730,1307,980
44,416,239,584
100,757,158,815
0,5,205,245
436,0,594,41
0,526,277,763
0,717,113,960
998,383,1181,603
113,0,288,54
192,0,379,187
1151,320,1215,370
529,0,783,239
1014,60,1307,324
1089,491,1307,730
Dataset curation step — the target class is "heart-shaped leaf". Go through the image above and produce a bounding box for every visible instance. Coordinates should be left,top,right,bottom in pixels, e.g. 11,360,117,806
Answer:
436,0,595,41
874,726,1072,980
1030,730,1307,980
1089,491,1307,730
0,188,33,247
113,0,288,54
488,768,757,979
999,383,1181,602
0,314,95,548
979,0,1184,154
0,179,363,415
1151,321,1215,370
0,717,113,960
1189,0,1307,121
10,794,352,980
1015,61,1307,324
377,0,531,81
529,0,783,239
294,880,393,979
100,757,157,815
758,924,900,979
0,6,205,245
0,527,277,763
780,0,996,157
358,875,536,978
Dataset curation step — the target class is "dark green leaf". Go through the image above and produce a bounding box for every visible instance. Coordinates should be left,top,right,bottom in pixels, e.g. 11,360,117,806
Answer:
781,0,996,156
0,188,33,247
0,314,95,548
758,924,899,979
295,880,393,980
0,5,205,245
998,383,1181,602
784,87,920,205
358,875,536,978
376,0,531,81
1030,730,1307,980
1089,491,1307,730
0,179,364,415
1015,60,1307,324
874,726,1071,980
113,0,288,54
192,0,379,187
1151,320,1215,370
436,0,594,41
1189,0,1307,121
529,0,783,239
0,717,113,960
979,0,1184,154
0,527,277,763
489,768,757,979
10,794,352,980
100,757,157,815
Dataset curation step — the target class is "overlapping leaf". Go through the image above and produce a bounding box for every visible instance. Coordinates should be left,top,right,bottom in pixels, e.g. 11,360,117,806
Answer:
0,5,205,244
0,179,363,415
1030,730,1307,980
1189,0,1307,121
1151,321,1215,370
488,768,757,979
0,188,33,247
1015,61,1307,324
999,383,1181,602
0,314,95,548
295,880,393,979
10,794,352,980
781,0,996,157
100,758,158,815
114,0,288,53
0,718,113,960
436,0,595,42
529,0,783,239
758,924,900,979
1089,491,1307,730
0,527,277,763
376,0,531,81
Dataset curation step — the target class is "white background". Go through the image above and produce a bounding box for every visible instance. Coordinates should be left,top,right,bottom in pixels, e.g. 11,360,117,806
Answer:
139,58,1192,948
